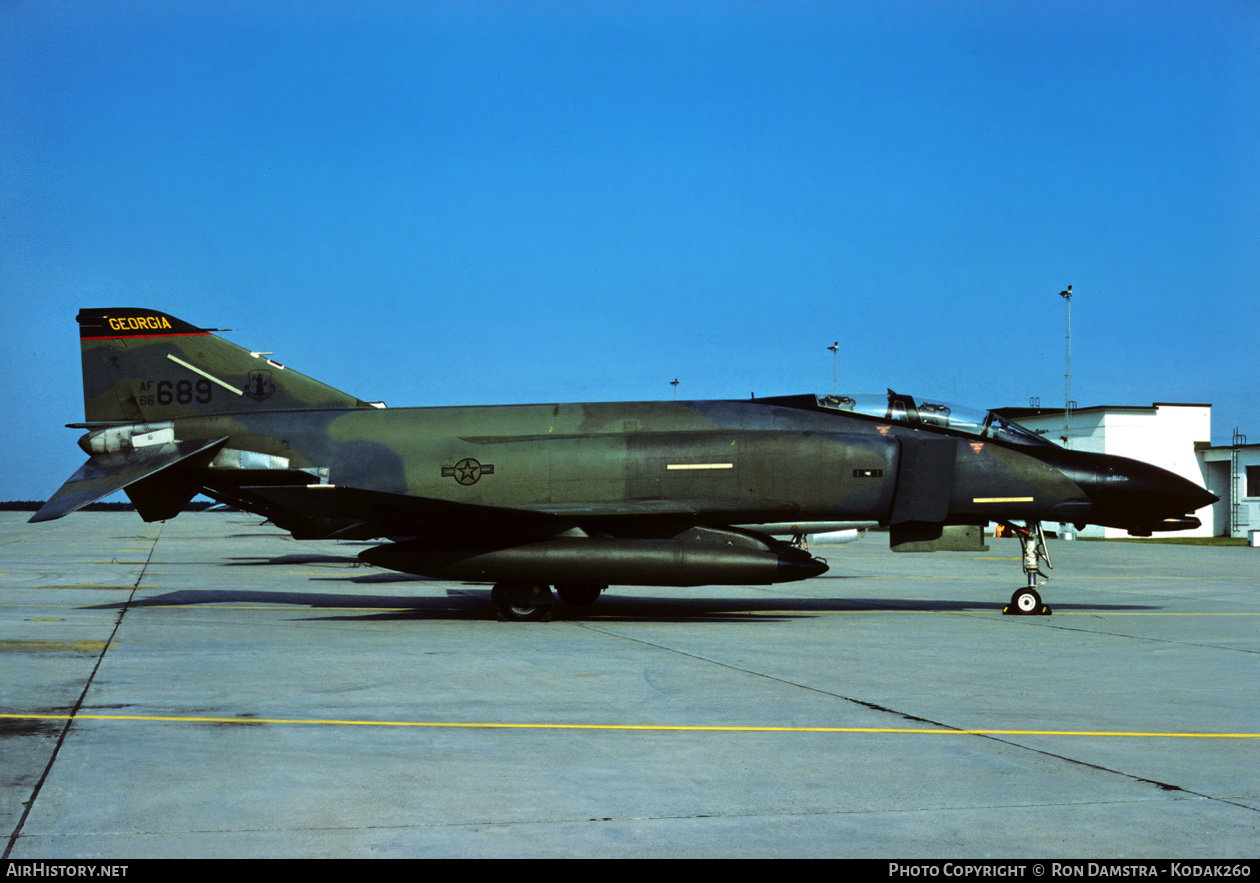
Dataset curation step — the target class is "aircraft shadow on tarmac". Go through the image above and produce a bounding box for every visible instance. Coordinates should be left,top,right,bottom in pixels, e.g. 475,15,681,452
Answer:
222,553,439,583
90,547,1164,619
81,588,799,622
82,587,1162,622
223,553,366,567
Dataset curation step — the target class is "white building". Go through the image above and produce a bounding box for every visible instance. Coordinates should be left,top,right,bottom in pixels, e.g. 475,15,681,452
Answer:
1198,440,1260,539
994,402,1218,538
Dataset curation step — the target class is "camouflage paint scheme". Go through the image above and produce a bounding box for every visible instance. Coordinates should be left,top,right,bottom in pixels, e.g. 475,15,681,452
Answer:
33,309,1217,616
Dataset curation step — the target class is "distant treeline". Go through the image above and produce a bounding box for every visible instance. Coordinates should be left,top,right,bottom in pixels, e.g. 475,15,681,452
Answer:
0,500,225,512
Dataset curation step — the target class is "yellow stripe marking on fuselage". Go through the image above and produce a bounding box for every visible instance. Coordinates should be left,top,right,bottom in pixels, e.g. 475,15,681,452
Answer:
972,497,1034,503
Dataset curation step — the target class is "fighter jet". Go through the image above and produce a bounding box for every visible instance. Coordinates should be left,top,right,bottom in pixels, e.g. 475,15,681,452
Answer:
33,308,1218,620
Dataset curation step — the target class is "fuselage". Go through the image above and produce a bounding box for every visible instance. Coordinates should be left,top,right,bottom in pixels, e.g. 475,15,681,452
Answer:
146,393,1213,537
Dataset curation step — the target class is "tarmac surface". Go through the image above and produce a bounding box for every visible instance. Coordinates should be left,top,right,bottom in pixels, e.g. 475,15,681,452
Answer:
1,510,1257,858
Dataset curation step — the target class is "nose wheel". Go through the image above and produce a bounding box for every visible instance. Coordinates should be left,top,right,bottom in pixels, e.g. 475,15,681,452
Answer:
1004,586,1050,616
1001,521,1053,615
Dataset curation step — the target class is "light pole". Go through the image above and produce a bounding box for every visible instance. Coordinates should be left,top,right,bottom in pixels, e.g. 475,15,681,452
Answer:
1059,285,1072,448
670,378,679,401
827,341,839,394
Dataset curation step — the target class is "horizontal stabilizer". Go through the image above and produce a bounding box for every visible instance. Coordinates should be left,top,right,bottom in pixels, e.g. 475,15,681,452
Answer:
30,437,229,523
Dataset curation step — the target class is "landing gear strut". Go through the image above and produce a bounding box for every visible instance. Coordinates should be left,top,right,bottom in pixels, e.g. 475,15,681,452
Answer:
1002,521,1053,616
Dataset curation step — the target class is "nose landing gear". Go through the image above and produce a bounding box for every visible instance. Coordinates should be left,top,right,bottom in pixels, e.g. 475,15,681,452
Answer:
1002,521,1053,615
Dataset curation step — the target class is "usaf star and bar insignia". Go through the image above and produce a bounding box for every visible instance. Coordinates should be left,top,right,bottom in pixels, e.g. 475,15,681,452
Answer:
442,458,494,486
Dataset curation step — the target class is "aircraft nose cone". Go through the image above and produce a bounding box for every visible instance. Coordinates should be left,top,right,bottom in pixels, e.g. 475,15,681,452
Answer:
1084,455,1217,532
1188,484,1221,510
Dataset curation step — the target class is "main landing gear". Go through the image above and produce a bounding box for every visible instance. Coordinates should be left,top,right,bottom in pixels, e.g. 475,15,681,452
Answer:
1001,521,1053,616
490,582,607,622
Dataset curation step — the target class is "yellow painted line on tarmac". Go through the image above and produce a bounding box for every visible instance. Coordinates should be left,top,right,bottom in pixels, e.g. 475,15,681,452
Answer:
0,604,109,609
862,573,1258,581
122,605,438,611
0,711,1255,739
1050,611,1260,616
0,640,112,652
0,603,420,612
759,609,1260,616
1076,573,1257,579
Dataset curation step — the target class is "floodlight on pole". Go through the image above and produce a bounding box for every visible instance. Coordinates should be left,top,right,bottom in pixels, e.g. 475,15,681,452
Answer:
827,341,839,394
1059,285,1072,448
670,378,679,401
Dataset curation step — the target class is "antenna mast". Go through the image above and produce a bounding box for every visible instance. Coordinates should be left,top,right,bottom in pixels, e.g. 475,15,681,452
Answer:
1059,285,1073,448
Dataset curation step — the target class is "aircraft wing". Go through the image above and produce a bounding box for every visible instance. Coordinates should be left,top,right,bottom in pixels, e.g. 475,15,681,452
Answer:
242,484,568,535
241,484,802,539
30,437,230,523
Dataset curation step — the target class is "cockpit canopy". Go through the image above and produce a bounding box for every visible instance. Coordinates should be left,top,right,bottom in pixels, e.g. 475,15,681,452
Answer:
817,390,1055,448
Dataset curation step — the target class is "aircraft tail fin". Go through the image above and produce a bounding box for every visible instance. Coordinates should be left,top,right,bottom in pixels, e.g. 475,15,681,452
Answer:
77,308,376,424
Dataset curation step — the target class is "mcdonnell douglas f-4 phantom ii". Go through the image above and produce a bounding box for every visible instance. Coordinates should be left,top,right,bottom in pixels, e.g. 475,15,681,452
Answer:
33,308,1218,620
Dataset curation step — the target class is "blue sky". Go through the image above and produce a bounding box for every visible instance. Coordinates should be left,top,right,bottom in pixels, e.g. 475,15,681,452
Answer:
2,1,1257,500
